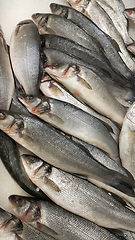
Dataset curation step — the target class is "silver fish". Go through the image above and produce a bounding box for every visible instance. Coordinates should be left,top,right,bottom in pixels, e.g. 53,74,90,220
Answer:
0,111,135,196
0,26,14,110
50,3,135,83
40,77,120,142
95,0,133,45
10,20,40,95
19,155,135,232
124,7,135,23
32,13,107,60
9,195,121,240
45,63,126,125
119,102,135,179
0,207,23,240
67,0,135,72
18,94,120,160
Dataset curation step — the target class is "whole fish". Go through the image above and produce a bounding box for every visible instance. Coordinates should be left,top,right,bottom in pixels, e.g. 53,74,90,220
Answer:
0,111,135,196
0,207,23,240
119,102,135,179
0,25,14,110
95,0,133,45
124,7,135,23
18,94,120,159
50,3,135,84
45,63,126,125
9,195,121,240
32,13,107,60
41,33,132,89
19,155,135,232
66,0,135,72
0,130,48,200
10,20,40,96
40,77,120,142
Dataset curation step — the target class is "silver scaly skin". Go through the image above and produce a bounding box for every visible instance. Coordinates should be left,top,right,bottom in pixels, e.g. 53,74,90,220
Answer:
10,20,40,96
9,195,120,240
19,155,135,232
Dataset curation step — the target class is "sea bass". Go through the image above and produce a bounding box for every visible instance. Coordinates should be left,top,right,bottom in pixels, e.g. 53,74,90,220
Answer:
18,94,120,159
45,63,126,125
40,76,120,142
10,20,40,96
0,111,135,196
0,26,14,110
119,102,135,179
9,195,121,240
50,3,135,83
20,155,135,232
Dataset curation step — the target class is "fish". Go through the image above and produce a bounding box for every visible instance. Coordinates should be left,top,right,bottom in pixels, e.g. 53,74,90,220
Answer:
32,12,107,60
40,77,120,142
50,3,135,85
0,111,135,197
0,207,55,240
45,63,126,125
124,7,135,23
119,102,135,179
0,207,23,240
95,0,133,45
65,0,135,72
9,195,121,240
18,94,120,158
17,155,135,232
10,20,41,96
41,33,133,90
0,130,48,200
0,25,14,110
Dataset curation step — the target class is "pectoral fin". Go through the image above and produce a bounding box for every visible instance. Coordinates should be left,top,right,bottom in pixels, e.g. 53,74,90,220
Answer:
37,222,58,237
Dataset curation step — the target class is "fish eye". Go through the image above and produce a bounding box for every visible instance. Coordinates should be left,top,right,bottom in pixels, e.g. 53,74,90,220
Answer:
16,198,24,207
28,95,34,101
0,112,6,120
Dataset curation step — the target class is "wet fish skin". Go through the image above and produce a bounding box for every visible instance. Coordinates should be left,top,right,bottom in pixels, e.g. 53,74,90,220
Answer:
65,0,135,73
1,111,135,196
10,20,40,96
119,102,135,179
41,33,132,89
0,25,15,110
9,195,121,240
40,77,120,142
0,130,48,200
32,13,107,58
42,48,135,108
18,94,120,158
0,207,23,240
45,63,126,126
95,0,132,45
124,8,135,23
18,155,135,232
53,3,135,82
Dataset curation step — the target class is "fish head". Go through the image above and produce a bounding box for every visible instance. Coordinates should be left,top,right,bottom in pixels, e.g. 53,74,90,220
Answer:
0,208,23,234
32,13,51,34
0,112,15,132
21,155,51,179
50,3,68,18
45,64,80,79
8,195,32,220
40,79,63,98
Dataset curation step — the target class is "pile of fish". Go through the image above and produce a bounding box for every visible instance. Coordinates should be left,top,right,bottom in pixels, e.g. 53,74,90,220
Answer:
1,0,135,239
